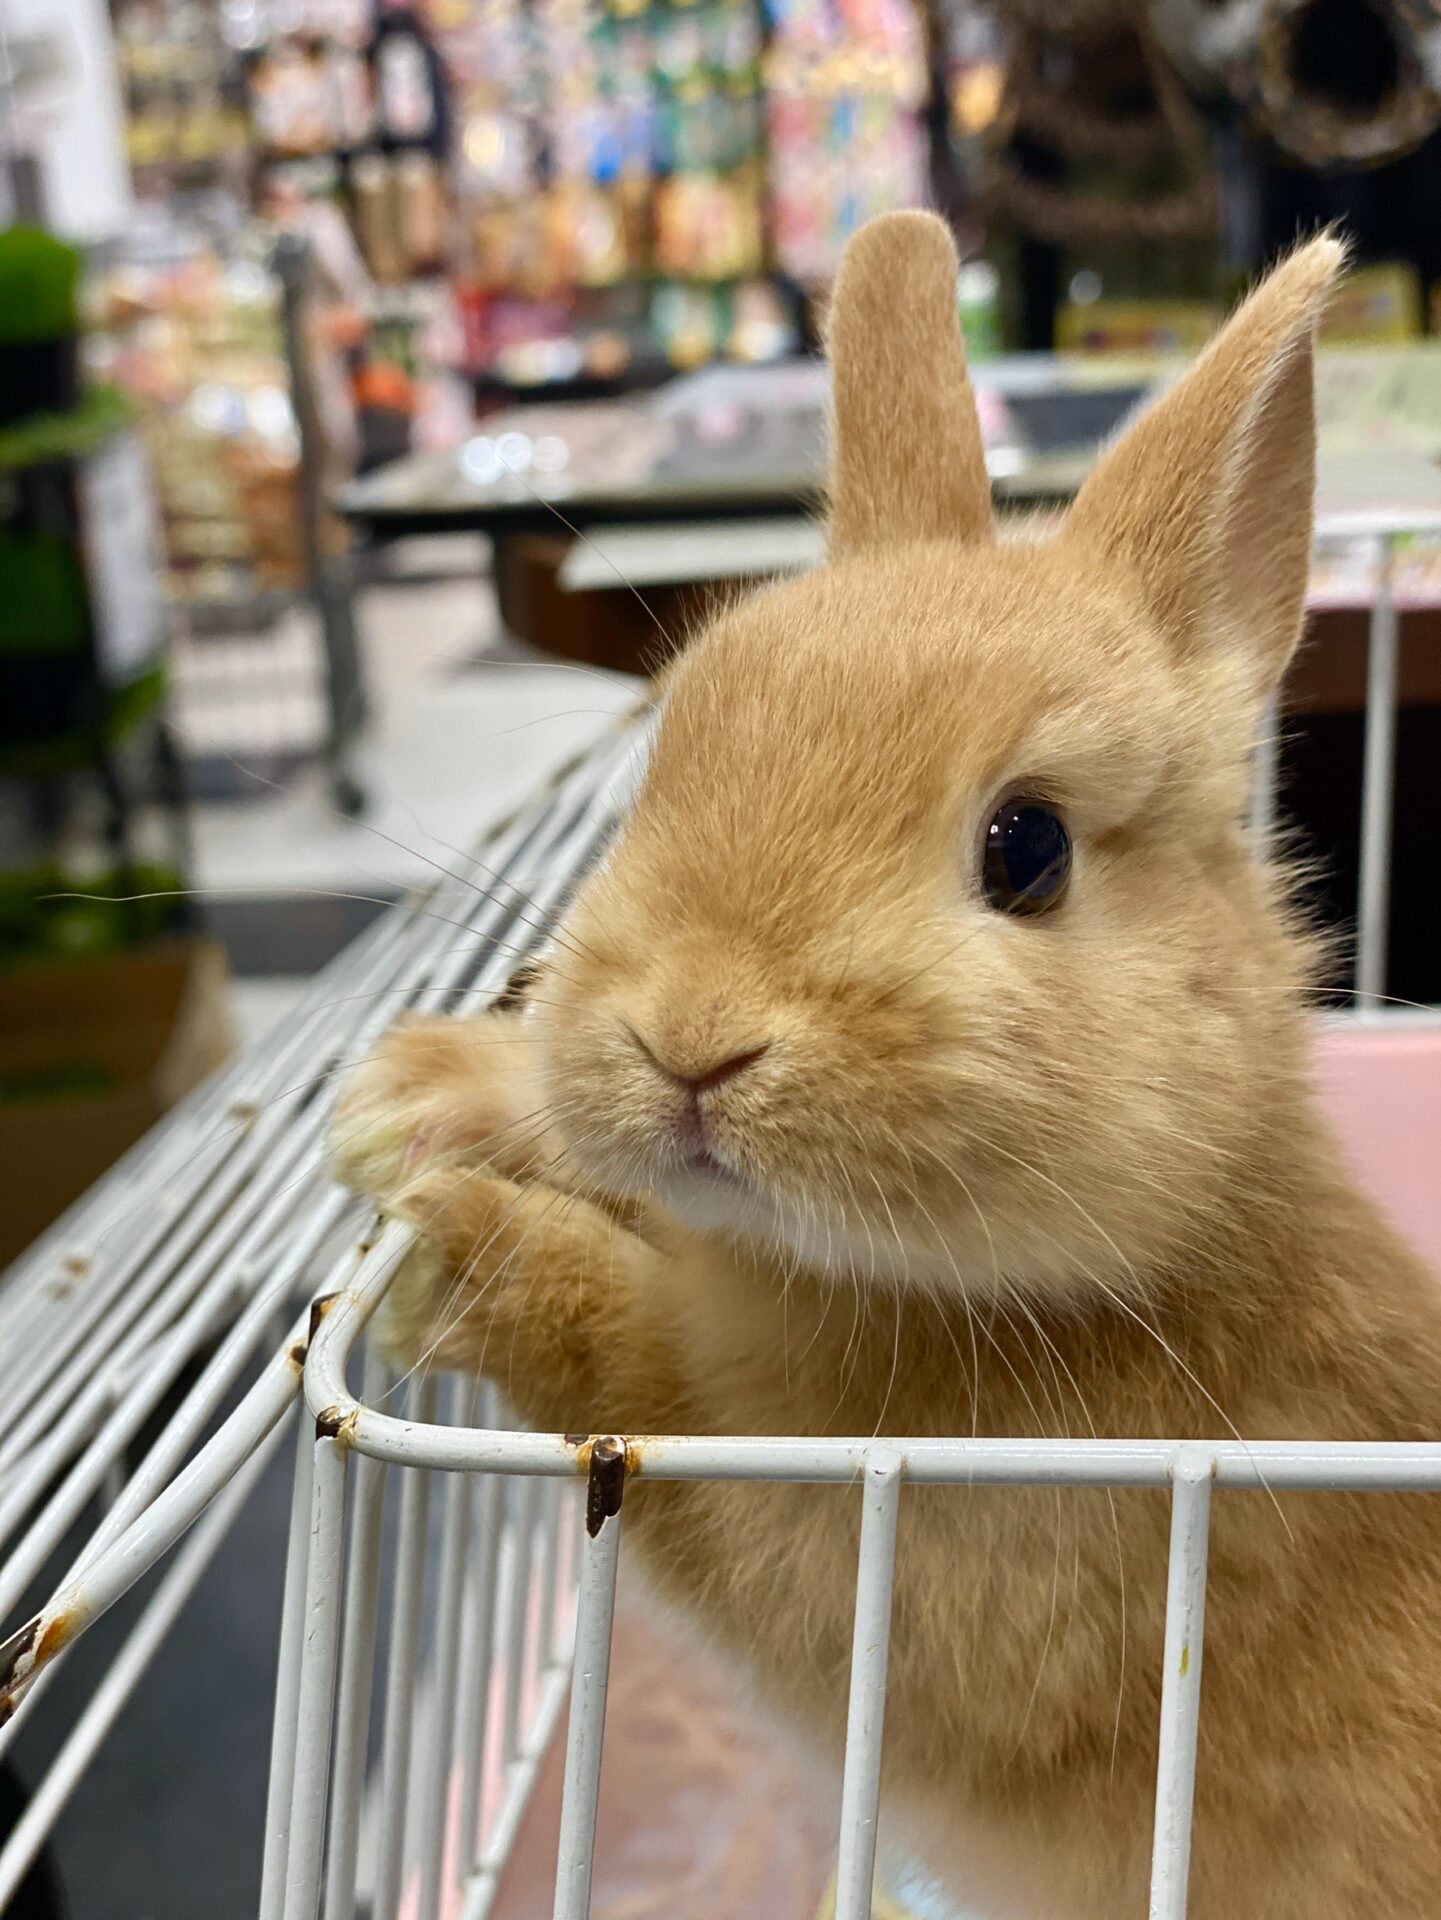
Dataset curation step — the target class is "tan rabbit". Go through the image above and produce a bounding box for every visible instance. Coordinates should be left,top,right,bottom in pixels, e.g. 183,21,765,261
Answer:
332,213,1441,1919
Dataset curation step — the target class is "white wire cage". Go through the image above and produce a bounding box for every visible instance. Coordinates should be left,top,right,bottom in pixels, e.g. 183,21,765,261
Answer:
1,517,1440,1920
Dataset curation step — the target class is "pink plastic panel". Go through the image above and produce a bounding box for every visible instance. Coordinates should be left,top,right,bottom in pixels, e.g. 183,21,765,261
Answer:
1314,1024,1441,1277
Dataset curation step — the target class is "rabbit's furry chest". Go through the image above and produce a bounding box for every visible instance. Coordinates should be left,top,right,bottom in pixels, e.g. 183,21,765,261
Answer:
617,1221,1441,1920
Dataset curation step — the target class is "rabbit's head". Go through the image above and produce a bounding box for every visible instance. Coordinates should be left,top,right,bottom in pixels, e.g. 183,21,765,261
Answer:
534,214,1343,1302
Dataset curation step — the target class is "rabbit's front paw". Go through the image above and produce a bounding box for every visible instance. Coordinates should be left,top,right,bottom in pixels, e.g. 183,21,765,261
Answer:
370,1230,453,1376
329,1010,541,1206
367,1167,662,1426
373,1169,564,1376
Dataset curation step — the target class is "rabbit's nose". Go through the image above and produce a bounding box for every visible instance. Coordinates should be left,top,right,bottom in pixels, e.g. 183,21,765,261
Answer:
624,1026,770,1093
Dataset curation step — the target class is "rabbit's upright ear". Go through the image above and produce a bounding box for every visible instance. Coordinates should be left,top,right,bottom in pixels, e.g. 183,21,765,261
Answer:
1063,235,1345,695
827,212,994,553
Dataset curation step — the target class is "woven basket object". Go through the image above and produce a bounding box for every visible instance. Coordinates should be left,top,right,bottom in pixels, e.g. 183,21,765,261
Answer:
982,17,1220,242
1254,0,1441,169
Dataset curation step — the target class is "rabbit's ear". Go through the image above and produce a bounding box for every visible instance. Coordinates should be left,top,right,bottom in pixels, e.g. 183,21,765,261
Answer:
1063,235,1345,694
827,212,995,553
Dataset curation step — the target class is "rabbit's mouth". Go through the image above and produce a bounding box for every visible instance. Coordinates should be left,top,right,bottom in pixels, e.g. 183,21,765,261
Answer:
653,1145,775,1235
665,1139,755,1201
684,1145,745,1187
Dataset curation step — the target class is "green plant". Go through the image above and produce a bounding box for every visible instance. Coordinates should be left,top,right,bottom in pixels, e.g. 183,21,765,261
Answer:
0,226,81,345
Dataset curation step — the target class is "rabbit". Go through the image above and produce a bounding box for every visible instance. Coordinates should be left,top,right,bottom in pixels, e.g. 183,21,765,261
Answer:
331,212,1441,1919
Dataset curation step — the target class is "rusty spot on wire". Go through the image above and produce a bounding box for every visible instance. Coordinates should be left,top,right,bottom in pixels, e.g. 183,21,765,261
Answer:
308,1293,340,1342
49,1251,91,1298
36,1615,73,1664
0,1617,39,1693
315,1404,351,1442
585,1436,627,1537
0,1607,76,1710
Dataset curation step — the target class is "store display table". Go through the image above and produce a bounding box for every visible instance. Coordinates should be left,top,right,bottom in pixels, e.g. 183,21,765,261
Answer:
335,355,1138,543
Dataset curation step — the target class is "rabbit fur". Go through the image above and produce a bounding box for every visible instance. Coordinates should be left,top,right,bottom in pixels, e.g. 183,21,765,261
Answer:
333,213,1441,1919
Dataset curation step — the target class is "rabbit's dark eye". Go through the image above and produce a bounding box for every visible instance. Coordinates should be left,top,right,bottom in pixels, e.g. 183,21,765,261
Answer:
983,799,1071,915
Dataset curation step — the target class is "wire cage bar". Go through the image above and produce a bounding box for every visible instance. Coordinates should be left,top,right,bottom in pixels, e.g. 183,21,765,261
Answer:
1147,1455,1213,1920
0,517,1439,1920
550,1441,624,1920
832,1449,903,1920
1355,537,1400,1011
